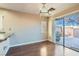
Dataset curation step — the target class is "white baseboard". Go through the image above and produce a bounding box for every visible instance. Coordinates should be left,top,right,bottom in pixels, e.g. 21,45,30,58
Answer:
10,39,46,48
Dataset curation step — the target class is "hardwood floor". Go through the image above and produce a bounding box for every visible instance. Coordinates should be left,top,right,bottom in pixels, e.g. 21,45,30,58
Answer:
6,41,57,56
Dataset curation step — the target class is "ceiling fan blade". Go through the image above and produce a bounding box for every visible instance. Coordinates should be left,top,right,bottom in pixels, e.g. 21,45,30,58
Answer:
48,8,55,12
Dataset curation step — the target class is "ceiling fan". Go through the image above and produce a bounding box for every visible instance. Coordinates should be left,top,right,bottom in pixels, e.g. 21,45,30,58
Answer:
40,3,55,16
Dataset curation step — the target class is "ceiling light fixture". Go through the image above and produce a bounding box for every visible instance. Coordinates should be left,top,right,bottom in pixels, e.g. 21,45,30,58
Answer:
40,3,55,16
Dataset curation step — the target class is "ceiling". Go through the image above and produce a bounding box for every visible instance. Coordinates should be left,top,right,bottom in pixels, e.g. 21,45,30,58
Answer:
0,3,78,15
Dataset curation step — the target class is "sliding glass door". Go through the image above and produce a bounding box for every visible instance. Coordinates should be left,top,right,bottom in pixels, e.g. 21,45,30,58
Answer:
55,12,79,52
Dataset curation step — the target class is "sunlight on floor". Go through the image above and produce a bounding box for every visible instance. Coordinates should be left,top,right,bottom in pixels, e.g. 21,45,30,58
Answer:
40,46,47,56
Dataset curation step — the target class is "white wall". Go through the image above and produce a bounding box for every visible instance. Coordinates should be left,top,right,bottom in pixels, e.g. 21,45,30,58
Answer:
0,9,43,47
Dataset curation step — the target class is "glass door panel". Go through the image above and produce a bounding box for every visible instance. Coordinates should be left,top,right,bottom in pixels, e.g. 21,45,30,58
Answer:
55,18,64,45
54,18,64,56
64,12,79,52
55,12,79,55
